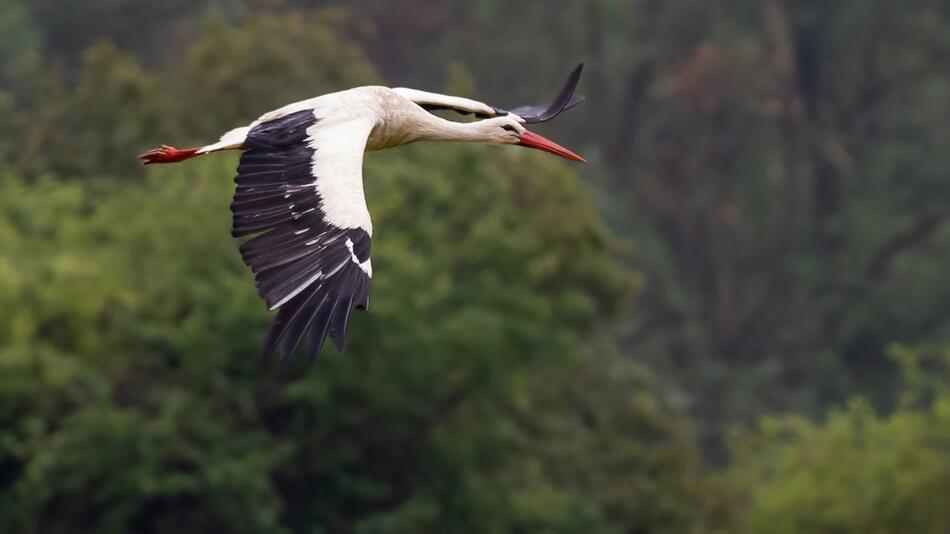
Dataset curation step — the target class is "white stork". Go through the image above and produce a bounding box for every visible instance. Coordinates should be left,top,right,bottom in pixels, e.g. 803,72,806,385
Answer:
139,65,587,360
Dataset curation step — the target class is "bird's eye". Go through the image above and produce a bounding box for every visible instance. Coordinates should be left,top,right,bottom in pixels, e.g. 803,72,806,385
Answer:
501,124,517,132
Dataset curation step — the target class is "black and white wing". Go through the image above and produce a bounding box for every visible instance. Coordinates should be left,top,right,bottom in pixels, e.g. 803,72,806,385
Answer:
395,63,585,124
231,108,375,360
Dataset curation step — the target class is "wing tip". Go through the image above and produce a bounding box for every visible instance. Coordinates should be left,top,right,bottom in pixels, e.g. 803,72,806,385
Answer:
509,63,587,124
256,262,371,362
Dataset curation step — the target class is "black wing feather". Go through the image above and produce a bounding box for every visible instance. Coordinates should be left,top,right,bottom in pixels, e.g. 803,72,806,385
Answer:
503,63,585,124
328,268,358,351
279,286,330,360
233,109,372,360
507,95,585,123
305,295,335,361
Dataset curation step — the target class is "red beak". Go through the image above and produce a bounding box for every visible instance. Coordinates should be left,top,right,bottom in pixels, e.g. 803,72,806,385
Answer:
519,130,587,163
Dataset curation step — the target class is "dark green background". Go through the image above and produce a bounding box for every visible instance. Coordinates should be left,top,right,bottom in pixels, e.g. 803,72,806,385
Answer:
2,1,949,532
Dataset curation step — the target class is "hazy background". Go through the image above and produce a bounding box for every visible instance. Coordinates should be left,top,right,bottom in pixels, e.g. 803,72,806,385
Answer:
2,0,950,532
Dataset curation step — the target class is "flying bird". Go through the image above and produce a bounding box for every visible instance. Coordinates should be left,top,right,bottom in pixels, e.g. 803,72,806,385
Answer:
139,64,587,360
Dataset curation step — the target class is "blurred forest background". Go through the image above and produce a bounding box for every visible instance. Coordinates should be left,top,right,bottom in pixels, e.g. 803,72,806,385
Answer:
2,0,950,532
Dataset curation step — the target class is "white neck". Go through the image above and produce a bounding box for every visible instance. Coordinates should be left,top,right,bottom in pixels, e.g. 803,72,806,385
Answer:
368,97,512,150
407,112,495,143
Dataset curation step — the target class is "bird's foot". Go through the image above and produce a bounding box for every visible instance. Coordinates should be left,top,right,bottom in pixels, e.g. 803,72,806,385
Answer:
138,144,200,165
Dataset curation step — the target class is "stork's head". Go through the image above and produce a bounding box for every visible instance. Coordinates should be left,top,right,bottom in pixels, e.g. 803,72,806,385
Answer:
481,115,586,163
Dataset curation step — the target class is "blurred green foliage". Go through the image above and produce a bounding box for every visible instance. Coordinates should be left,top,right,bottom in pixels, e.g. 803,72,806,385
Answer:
723,347,950,534
1,1,950,532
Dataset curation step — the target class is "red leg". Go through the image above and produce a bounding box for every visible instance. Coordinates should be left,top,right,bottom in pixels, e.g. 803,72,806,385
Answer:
138,144,201,165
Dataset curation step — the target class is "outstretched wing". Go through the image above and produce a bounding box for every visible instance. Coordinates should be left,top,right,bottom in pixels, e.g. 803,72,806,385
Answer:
232,108,375,360
397,64,585,124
